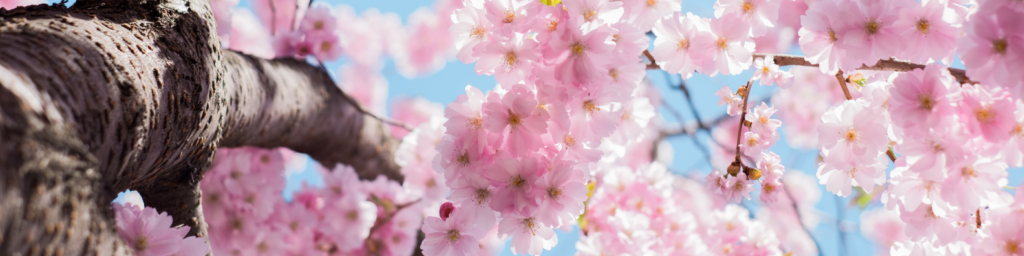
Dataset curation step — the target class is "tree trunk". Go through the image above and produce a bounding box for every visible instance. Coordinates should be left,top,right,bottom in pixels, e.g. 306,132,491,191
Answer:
0,0,401,254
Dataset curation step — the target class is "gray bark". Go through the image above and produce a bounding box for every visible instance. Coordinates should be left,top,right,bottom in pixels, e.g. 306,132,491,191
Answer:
0,0,401,254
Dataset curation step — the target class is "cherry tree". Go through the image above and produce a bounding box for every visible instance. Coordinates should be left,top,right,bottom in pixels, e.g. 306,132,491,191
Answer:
1,0,1023,255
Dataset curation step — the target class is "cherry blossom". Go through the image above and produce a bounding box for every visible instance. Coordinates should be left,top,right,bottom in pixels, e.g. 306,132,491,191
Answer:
713,0,780,37
707,13,755,76
751,57,792,87
651,12,715,78
422,205,487,256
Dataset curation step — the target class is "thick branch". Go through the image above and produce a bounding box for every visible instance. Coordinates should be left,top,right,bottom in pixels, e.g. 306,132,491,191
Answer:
0,0,402,254
217,53,402,181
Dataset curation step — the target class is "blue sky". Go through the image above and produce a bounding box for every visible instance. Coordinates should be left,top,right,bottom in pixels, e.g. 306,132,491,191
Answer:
95,0,1024,254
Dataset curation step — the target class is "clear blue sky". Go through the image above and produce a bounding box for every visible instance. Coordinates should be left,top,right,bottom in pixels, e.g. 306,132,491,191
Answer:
92,0,1024,254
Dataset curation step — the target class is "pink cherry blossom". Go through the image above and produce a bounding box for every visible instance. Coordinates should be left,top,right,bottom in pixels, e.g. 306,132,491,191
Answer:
1002,101,1024,167
484,0,538,36
746,102,781,136
760,178,783,203
318,192,378,251
941,156,1009,212
715,86,744,116
567,87,624,143
839,0,905,69
450,3,493,63
892,0,961,63
723,173,754,203
500,212,557,256
622,0,681,31
888,64,962,132
562,0,624,25
713,0,779,37
484,154,542,216
532,160,589,226
818,152,888,197
421,205,487,256
477,33,541,85
707,13,755,76
751,57,792,87
114,203,203,256
547,17,616,87
798,0,851,75
757,151,785,182
818,99,889,159
651,12,716,78
958,7,1024,88
482,85,549,156
299,5,337,36
959,84,1016,143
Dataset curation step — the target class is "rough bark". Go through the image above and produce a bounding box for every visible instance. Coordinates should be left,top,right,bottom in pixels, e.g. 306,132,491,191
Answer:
0,0,400,254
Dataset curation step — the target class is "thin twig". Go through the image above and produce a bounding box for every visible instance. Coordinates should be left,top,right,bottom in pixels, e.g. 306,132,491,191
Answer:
835,71,853,100
643,53,976,84
734,80,753,164
643,50,660,70
317,65,414,131
782,185,825,256
753,53,976,85
834,194,848,256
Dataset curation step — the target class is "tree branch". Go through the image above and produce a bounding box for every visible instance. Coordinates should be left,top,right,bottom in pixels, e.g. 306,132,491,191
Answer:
644,52,976,85
753,53,976,85
0,0,402,254
734,81,753,164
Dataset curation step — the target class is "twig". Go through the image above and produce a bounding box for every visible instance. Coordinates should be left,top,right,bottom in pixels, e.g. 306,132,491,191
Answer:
643,53,976,84
366,196,421,236
836,71,899,163
317,65,414,131
834,194,848,256
753,53,976,85
643,50,659,70
835,71,853,100
734,80,753,164
783,186,825,256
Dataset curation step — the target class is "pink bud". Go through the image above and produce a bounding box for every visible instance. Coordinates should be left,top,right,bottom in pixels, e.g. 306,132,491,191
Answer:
439,202,455,221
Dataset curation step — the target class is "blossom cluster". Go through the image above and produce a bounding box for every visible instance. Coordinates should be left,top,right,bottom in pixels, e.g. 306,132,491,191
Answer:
424,0,680,254
112,201,209,256
578,163,818,255
198,146,464,256
817,63,1024,254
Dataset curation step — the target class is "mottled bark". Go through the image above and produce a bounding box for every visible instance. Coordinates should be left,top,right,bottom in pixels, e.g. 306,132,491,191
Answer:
0,0,400,254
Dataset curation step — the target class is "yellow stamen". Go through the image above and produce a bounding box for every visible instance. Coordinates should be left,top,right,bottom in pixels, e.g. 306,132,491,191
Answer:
917,19,929,34
583,100,600,114
547,187,562,198
583,10,597,22
447,230,461,242
470,26,486,39
994,39,1009,54
677,38,690,50
571,42,585,56
511,176,526,188
503,10,516,23
866,20,880,35
919,95,935,111
135,237,148,251
563,134,576,147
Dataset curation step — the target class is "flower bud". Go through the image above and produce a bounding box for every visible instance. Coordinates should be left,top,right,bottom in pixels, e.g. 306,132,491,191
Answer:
727,163,741,176
439,202,455,221
746,168,762,180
